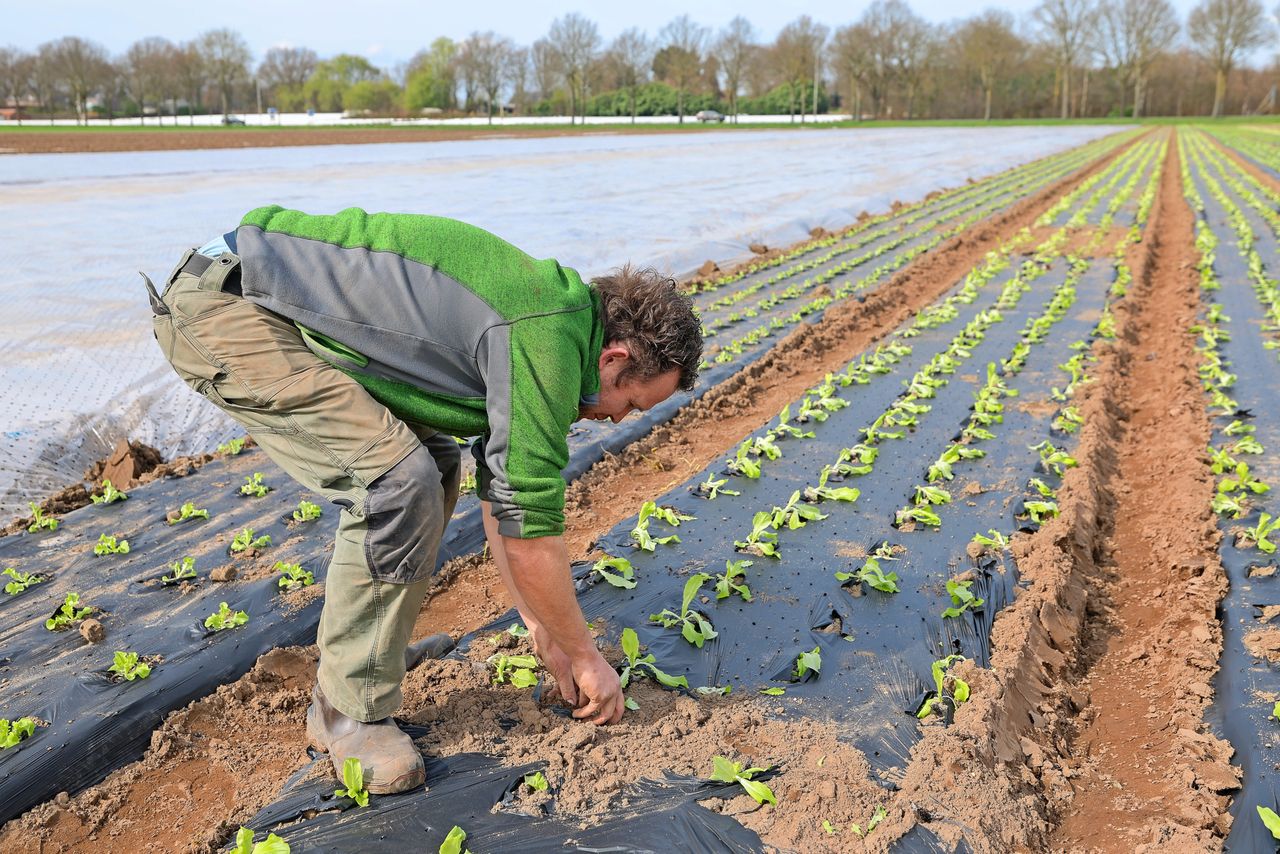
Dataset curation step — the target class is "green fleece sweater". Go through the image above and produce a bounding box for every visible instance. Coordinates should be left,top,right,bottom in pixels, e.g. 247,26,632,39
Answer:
233,205,604,539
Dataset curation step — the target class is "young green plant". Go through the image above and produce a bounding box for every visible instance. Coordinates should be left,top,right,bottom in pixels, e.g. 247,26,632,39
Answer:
334,756,370,807
709,755,777,806
275,562,315,590
3,567,43,596
618,627,689,692
161,556,197,585
205,601,249,632
292,500,322,522
93,533,131,556
0,717,37,749
231,528,272,553
167,501,209,525
107,651,152,681
45,592,93,631
91,479,128,504
650,574,717,648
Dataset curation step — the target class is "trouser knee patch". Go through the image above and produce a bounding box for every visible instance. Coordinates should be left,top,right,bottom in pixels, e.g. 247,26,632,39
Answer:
363,446,445,584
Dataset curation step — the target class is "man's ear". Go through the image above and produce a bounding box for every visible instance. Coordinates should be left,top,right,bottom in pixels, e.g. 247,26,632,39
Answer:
599,343,631,370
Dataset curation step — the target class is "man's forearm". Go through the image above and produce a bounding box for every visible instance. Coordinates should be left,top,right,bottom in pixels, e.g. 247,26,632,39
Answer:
481,502,594,657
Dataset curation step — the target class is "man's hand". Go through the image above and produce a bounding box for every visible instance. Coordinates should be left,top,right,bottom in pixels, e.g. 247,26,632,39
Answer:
530,623,578,706
570,649,625,725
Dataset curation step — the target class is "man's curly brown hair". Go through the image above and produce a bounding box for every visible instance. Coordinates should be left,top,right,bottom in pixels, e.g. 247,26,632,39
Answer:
591,264,702,392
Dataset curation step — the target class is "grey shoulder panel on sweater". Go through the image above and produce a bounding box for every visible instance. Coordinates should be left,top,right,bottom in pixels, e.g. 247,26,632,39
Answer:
236,227,504,401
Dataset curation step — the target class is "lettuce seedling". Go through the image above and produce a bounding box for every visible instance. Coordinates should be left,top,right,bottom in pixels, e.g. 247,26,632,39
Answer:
697,474,740,500
770,490,827,530
971,529,1009,551
895,505,942,528
650,573,718,648
91,479,128,504
488,653,539,687
803,466,861,503
917,654,971,719
168,501,209,525
162,556,196,585
1258,806,1280,840
1024,500,1060,524
1029,441,1078,476
590,556,636,589
735,511,780,557
1028,478,1056,498
218,437,247,456
93,533,131,556
751,434,783,460
1219,462,1271,495
26,502,57,533
3,567,43,596
709,755,777,806
240,472,272,497
1212,493,1246,519
1224,420,1255,437
725,439,762,479
107,650,152,681
714,559,753,601
832,444,878,477
794,646,822,681
334,756,371,807
760,687,786,696
205,601,249,632
771,404,816,440
0,717,37,749
524,771,549,792
927,445,985,483
459,472,478,495
851,805,889,837
292,500,322,522
231,527,272,553
1231,436,1265,455
45,592,93,631
275,562,315,590
1052,405,1084,434
942,579,984,619
1245,513,1280,554
914,485,952,506
630,501,685,552
440,826,472,854
618,627,689,689
835,556,899,593
231,827,289,854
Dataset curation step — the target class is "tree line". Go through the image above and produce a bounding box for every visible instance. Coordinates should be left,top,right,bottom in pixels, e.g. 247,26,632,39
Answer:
3,0,1280,125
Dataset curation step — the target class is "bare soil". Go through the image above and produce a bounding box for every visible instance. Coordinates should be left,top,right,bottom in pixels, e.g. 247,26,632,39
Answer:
0,125,726,155
9,133,1240,854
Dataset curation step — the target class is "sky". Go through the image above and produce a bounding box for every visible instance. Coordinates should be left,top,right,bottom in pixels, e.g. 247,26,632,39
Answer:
8,0,1251,69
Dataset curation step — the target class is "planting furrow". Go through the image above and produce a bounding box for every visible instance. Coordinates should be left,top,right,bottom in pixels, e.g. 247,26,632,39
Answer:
687,132,1133,304
692,136,1121,326
1181,127,1280,851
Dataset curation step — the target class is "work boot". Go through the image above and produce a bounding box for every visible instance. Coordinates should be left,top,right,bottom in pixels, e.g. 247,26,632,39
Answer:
306,683,425,794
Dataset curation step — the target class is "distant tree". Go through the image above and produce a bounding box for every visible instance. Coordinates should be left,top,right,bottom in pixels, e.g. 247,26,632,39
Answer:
45,36,111,124
344,79,400,113
713,16,756,122
606,28,654,122
197,28,252,116
258,46,317,112
1034,0,1096,118
1096,0,1179,117
31,43,64,123
456,31,516,121
954,10,1025,120
125,37,176,123
545,12,601,123
655,15,708,122
530,38,563,107
98,58,127,122
404,38,458,112
0,47,32,124
856,0,931,118
506,46,532,114
774,16,828,121
1189,0,1271,116
172,41,206,123
831,24,874,119
305,54,382,112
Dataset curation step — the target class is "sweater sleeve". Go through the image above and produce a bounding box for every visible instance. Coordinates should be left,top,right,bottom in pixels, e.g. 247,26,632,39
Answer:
474,312,585,538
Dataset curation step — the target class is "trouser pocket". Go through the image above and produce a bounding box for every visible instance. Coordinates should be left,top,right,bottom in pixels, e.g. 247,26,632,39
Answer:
363,446,446,584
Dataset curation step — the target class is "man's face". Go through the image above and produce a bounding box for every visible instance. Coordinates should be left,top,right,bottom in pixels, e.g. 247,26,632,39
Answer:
578,345,682,424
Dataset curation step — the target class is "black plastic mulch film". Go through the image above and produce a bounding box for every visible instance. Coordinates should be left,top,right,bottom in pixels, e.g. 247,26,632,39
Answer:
1184,128,1280,853
229,138,1153,852
0,133,1135,846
